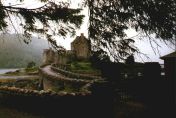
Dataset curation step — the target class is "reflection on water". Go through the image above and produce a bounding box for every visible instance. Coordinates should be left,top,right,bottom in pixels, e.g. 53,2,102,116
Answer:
0,69,19,74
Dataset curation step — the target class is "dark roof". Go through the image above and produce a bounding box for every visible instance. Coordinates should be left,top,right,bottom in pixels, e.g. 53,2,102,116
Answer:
160,51,176,59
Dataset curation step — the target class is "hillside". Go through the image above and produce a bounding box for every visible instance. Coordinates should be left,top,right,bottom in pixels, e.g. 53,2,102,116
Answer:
0,34,49,68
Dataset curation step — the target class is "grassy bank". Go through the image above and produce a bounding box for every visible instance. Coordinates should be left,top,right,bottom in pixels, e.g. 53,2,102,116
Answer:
0,78,39,90
0,106,44,118
2,67,38,76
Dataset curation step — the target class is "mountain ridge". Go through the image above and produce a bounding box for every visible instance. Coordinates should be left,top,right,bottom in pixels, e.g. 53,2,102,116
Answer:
0,34,49,68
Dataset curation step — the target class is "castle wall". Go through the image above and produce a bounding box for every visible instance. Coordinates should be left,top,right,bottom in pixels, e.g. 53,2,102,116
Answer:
54,51,75,65
42,33,91,66
55,53,68,65
42,49,55,65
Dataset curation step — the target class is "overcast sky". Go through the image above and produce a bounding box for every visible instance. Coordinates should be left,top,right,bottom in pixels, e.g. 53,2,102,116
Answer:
2,0,175,63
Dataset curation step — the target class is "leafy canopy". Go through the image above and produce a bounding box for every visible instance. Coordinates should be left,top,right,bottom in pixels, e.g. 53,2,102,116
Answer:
0,0,176,61
0,0,84,50
85,0,176,61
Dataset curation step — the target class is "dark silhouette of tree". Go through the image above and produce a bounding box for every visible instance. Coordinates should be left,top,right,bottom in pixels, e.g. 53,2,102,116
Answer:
84,0,176,61
125,54,135,65
1,0,176,60
0,0,84,50
90,49,111,69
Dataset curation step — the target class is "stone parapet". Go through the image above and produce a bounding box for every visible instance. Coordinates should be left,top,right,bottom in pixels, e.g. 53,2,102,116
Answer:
0,86,91,97
51,64,102,80
39,65,94,92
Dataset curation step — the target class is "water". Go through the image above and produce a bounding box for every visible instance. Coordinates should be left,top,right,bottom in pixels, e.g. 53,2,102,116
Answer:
0,68,19,74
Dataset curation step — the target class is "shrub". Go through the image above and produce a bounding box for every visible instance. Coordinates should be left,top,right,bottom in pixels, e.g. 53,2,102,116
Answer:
27,61,36,68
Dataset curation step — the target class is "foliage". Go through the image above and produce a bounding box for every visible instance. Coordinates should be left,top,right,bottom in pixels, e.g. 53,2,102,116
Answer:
125,55,135,65
84,0,176,61
0,0,84,50
25,67,39,74
27,61,36,68
1,0,176,61
90,50,111,69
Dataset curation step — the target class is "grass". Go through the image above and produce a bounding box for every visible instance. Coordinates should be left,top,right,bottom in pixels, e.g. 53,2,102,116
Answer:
0,79,16,83
25,67,38,73
114,101,145,118
0,67,39,90
0,106,44,118
1,67,39,76
0,78,40,90
69,61,101,75
70,62,93,70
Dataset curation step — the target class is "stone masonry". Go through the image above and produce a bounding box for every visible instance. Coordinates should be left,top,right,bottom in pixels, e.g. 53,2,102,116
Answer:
42,48,55,64
71,33,91,60
42,33,91,65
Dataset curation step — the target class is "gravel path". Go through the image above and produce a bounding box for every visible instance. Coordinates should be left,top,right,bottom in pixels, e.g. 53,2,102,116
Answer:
42,65,59,77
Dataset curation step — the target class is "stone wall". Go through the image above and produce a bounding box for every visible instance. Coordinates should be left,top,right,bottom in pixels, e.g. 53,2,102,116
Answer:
42,33,91,66
43,49,75,66
54,51,74,65
39,65,94,92
51,65,102,80
0,86,113,118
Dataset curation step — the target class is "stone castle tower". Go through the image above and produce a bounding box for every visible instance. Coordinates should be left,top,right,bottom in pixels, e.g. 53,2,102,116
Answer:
71,33,91,60
42,33,91,65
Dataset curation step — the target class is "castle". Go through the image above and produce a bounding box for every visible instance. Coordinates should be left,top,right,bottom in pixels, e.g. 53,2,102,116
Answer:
42,33,91,65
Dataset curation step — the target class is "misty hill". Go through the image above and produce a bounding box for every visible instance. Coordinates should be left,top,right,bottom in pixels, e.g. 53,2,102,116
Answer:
0,34,50,68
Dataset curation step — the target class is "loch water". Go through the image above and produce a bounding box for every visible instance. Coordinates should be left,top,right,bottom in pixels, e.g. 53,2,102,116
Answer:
0,68,19,74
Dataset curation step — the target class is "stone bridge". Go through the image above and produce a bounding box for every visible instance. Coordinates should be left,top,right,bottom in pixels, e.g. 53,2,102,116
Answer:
0,64,114,118
37,64,114,118
39,64,105,93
